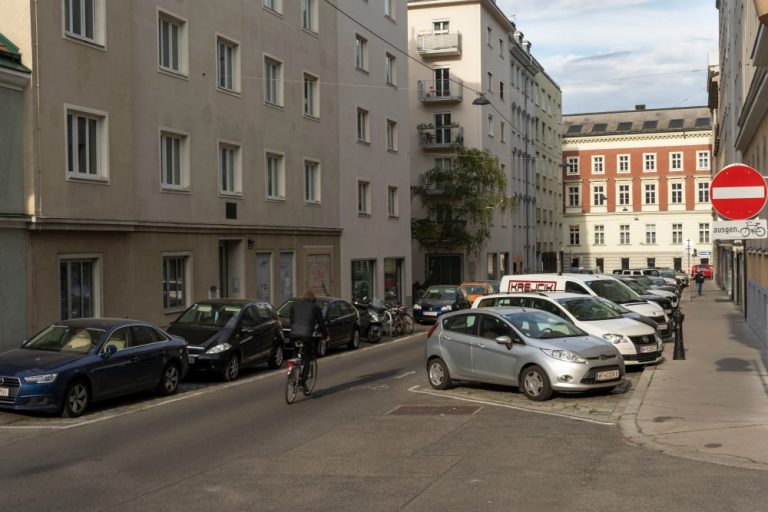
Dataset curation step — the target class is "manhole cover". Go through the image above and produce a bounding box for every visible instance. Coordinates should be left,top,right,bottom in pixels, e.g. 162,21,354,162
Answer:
387,405,482,416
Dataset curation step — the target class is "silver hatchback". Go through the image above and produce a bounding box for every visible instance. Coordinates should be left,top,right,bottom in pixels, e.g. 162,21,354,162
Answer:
425,307,625,401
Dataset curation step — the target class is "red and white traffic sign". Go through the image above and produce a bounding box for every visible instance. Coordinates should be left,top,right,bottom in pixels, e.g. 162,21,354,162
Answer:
710,163,768,220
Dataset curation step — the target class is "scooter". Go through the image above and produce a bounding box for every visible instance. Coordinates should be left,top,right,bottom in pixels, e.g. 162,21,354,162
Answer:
352,297,384,343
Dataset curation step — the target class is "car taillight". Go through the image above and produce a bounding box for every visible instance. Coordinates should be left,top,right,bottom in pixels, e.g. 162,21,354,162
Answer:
427,322,439,338
287,360,297,368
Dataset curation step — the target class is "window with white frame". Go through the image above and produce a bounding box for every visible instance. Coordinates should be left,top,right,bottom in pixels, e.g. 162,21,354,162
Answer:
644,153,656,172
64,0,104,44
158,11,187,74
219,142,241,195
266,152,285,199
163,254,189,310
386,119,398,151
569,225,580,245
699,222,710,243
301,0,318,32
617,154,630,173
60,257,100,319
487,71,493,93
619,224,630,244
594,225,605,245
385,53,396,85
698,181,710,203
499,81,505,100
645,224,656,244
387,186,398,217
217,36,239,92
66,107,107,179
696,150,711,170
644,183,657,204
355,34,368,71
500,122,506,143
670,152,683,171
566,156,579,175
672,223,683,244
671,182,683,204
263,0,282,14
358,180,371,215
160,130,187,189
303,73,319,118
356,107,369,143
264,57,283,106
618,184,630,205
591,155,604,174
304,159,320,203
593,184,605,206
486,25,492,46
488,114,494,136
385,0,395,19
568,185,580,207
433,20,449,34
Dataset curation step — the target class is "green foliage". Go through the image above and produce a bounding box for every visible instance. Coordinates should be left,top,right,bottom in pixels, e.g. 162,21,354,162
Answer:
411,144,514,256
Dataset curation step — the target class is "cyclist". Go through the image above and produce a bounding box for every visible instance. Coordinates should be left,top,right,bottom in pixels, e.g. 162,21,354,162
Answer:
289,289,330,394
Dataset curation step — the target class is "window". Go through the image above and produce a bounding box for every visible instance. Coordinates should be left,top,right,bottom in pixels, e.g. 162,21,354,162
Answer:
593,185,605,206
671,182,683,204
255,253,272,302
66,107,107,180
301,0,318,32
499,81,505,100
162,255,188,310
304,160,320,203
435,157,452,172
499,37,504,57
487,71,493,93
303,73,319,118
158,11,186,74
264,57,283,106
699,223,710,243
566,156,579,175
618,184,630,206
488,114,494,136
569,225,580,245
387,186,399,217
385,53,396,85
500,122,506,143
617,154,630,173
620,224,630,245
670,152,683,171
356,107,369,143
433,21,449,34
386,119,398,151
594,225,605,245
698,182,710,203
355,34,368,71
217,36,239,92
60,258,99,319
279,252,295,304
266,152,285,199
160,130,187,189
358,180,371,215
486,25,492,46
644,183,657,204
591,155,604,174
645,224,656,244
384,258,403,305
352,260,376,301
567,185,580,207
672,223,683,244
646,258,655,268
64,0,103,44
644,153,656,172
697,150,711,170
384,0,395,19
263,0,281,14
219,142,241,195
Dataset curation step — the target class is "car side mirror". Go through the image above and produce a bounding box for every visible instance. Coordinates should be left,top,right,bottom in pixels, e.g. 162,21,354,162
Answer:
495,335,513,346
102,344,118,357
20,338,29,348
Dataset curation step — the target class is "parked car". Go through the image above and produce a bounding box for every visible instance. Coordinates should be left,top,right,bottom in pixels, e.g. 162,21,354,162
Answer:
690,263,714,278
593,296,660,332
472,292,664,366
615,276,677,312
425,308,625,401
413,285,469,323
276,296,360,357
458,282,496,304
0,318,188,417
168,300,285,381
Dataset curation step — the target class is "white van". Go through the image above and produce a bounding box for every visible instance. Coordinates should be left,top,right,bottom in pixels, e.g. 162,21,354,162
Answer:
499,273,671,338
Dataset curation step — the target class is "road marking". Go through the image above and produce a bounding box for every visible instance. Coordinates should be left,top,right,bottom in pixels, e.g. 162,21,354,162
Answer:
394,371,416,379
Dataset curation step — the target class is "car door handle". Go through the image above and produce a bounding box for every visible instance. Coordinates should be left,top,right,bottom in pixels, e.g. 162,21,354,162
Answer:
476,343,486,348
130,356,141,363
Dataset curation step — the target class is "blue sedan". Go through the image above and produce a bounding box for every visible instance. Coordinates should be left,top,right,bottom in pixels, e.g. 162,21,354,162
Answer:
0,318,189,418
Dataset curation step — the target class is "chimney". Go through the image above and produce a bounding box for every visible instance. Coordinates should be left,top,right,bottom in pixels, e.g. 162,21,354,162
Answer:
635,104,646,111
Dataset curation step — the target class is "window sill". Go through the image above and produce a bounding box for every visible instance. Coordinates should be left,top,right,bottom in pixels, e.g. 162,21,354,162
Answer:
217,87,242,98
63,33,106,51
263,6,283,18
304,200,321,206
301,27,319,37
385,14,397,24
357,212,371,218
386,148,398,154
388,214,400,220
355,66,370,75
219,192,242,199
266,196,286,203
67,174,109,185
303,113,320,122
357,139,371,147
158,67,189,80
385,81,397,89
161,186,192,194
265,101,285,111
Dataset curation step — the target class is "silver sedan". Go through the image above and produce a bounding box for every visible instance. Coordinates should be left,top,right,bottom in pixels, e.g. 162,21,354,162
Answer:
425,307,625,401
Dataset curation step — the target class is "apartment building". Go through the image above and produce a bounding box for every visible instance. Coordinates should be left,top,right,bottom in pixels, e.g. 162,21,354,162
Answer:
407,0,540,284
337,0,412,305
562,106,713,273
1,1,344,342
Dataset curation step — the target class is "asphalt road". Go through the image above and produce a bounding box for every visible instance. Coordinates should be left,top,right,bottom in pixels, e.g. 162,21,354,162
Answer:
1,333,766,512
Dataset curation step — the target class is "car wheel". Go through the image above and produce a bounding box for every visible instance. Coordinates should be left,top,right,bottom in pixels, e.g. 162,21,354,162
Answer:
157,362,181,396
268,342,284,369
427,357,453,390
347,328,360,350
317,337,328,358
520,365,553,401
61,379,90,418
221,353,240,382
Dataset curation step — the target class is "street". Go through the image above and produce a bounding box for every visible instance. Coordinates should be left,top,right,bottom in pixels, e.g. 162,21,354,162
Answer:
1,332,767,512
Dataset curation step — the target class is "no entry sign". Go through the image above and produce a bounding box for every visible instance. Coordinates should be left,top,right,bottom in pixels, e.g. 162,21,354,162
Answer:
710,164,768,220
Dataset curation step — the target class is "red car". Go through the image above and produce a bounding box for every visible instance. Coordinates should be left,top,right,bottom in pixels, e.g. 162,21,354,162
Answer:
690,264,714,278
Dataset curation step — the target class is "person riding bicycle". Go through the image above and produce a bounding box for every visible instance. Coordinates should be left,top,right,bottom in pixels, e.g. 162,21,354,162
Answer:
289,289,330,393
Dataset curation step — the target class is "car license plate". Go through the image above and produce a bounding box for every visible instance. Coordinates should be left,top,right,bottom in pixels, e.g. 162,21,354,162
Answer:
424,311,437,317
187,355,197,364
640,345,656,353
596,369,620,381
657,323,667,330
0,387,8,397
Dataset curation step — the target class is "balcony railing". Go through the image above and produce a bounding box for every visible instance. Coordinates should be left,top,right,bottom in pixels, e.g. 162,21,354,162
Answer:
416,32,462,56
418,124,463,149
417,79,463,103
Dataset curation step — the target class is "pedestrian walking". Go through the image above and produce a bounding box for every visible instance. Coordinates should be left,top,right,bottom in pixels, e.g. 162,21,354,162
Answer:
694,270,705,296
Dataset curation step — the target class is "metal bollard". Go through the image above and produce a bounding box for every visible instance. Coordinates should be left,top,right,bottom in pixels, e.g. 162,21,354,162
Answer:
673,311,686,360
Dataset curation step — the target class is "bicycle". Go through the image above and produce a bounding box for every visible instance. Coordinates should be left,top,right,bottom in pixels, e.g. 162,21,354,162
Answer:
386,304,414,336
285,339,318,404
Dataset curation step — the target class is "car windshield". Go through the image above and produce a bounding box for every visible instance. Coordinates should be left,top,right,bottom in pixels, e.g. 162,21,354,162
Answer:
596,297,631,314
424,287,457,301
660,270,675,279
557,298,622,321
24,325,105,353
460,285,486,295
502,310,586,339
586,279,644,304
622,280,648,294
176,303,242,327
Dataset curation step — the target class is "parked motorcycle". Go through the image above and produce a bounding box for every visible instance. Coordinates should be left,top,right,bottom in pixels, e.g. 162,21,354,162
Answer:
352,297,384,343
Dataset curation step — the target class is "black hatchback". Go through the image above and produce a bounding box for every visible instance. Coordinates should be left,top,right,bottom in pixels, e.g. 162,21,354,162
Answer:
276,297,360,357
167,300,285,381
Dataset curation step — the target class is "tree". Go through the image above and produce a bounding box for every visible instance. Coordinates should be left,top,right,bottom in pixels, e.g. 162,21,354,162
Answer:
411,144,514,256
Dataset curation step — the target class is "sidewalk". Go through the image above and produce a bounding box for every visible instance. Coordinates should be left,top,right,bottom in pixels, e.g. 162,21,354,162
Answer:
621,280,768,470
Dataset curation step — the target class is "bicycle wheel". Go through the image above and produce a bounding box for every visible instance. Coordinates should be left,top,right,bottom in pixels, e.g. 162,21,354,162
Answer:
285,369,299,404
304,360,318,395
392,316,404,336
402,314,414,334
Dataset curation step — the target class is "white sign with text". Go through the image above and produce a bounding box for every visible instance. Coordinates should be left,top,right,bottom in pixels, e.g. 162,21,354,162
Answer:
712,219,768,240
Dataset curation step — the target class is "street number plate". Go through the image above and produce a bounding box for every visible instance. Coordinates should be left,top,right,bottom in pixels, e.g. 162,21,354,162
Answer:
424,311,437,317
596,369,620,381
640,345,656,353
0,387,8,397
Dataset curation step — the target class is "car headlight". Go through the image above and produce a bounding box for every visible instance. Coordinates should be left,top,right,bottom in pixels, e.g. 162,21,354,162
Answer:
541,349,586,363
602,333,629,345
440,305,453,312
206,343,232,354
413,304,422,310
23,373,58,384
655,333,662,345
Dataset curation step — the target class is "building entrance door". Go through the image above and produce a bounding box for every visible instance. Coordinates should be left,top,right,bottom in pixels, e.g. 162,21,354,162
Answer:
426,255,462,285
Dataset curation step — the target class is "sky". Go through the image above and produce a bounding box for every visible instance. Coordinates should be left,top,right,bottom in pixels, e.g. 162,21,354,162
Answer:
497,0,719,114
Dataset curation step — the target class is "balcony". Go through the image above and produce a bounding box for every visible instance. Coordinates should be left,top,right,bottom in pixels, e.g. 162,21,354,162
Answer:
416,32,462,57
418,173,442,195
418,124,463,150
417,79,463,103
